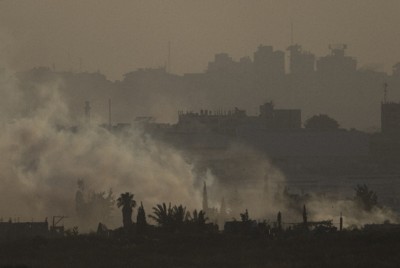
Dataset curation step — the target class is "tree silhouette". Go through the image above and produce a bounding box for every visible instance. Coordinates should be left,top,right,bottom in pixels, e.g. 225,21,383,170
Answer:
240,209,250,223
191,209,208,226
149,202,172,229
136,202,147,234
171,205,187,229
117,192,136,229
149,203,194,232
354,184,378,211
75,179,115,226
90,189,115,222
304,114,339,130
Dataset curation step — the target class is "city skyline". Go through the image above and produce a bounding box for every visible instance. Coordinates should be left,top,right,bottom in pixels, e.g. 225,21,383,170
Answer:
1,0,400,80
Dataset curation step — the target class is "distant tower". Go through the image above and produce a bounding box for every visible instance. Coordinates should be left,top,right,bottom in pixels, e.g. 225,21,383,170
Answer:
277,211,282,231
302,204,308,229
84,101,91,124
202,182,209,212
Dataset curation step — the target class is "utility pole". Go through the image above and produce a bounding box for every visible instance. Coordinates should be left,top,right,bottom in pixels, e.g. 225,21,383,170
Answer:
168,41,171,73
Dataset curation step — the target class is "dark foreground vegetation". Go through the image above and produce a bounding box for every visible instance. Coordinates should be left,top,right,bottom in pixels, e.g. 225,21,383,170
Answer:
1,230,400,268
0,185,396,267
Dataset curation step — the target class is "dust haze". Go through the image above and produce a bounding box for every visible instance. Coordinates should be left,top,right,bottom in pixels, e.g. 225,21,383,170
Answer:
2,1,400,129
1,1,400,78
0,1,399,230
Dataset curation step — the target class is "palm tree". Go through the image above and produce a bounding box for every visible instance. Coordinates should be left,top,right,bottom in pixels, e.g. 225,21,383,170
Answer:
149,203,190,232
171,205,187,226
192,209,208,226
117,192,136,229
149,202,172,228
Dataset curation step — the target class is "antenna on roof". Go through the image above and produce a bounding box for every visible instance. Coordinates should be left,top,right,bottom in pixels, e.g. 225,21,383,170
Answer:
167,41,171,73
290,21,294,46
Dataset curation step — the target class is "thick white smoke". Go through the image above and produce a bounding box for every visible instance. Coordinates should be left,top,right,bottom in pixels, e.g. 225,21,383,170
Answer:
306,195,398,228
0,68,202,229
0,62,397,231
201,143,399,229
201,143,287,221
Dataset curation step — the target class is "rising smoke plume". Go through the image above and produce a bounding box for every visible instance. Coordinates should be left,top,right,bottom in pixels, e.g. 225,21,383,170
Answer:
200,143,398,229
0,66,204,229
0,63,397,231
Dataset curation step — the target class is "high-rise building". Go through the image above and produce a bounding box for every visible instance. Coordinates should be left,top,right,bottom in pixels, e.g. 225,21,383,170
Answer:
316,44,357,75
253,45,285,78
287,44,315,75
381,102,400,135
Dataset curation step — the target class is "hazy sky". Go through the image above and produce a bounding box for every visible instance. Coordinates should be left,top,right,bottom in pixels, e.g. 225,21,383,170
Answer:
1,0,400,80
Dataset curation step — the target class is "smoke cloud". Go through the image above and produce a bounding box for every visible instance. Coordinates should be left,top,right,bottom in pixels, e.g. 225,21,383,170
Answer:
0,68,203,229
0,63,397,231
202,144,398,229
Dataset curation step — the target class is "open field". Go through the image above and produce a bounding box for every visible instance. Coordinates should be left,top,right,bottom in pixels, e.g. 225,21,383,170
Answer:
1,231,400,268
